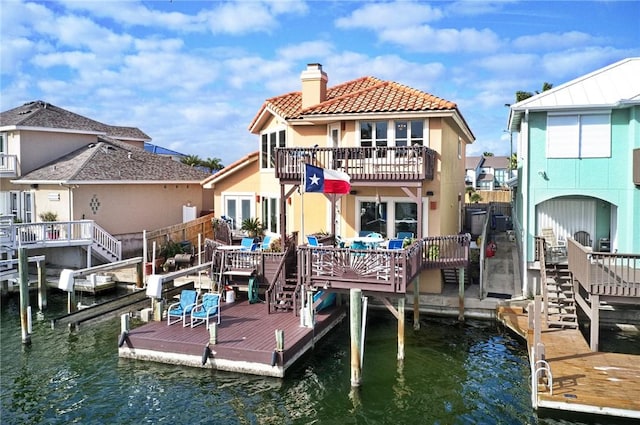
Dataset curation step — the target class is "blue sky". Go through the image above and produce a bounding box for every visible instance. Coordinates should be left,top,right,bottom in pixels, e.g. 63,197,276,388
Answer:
2,0,638,166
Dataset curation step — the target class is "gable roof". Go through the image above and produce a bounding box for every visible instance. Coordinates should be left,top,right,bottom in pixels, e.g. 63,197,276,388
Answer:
202,151,259,189
249,76,474,141
12,136,211,184
481,155,509,169
0,100,150,141
466,156,484,170
509,57,640,131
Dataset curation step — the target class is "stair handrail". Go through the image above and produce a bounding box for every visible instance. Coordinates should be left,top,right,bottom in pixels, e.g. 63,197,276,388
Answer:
265,244,292,314
537,237,549,326
92,221,122,261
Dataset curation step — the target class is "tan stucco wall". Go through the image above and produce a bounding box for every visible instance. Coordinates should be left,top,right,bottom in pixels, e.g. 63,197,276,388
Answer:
70,183,205,235
212,160,261,220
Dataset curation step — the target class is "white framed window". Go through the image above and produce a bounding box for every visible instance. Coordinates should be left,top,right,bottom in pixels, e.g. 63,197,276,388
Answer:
547,112,611,158
261,129,286,169
223,194,254,230
3,191,34,222
356,196,426,238
394,120,424,148
261,196,280,234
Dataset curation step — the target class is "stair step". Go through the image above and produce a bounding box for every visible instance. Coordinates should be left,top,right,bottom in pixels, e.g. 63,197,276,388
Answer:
548,321,579,329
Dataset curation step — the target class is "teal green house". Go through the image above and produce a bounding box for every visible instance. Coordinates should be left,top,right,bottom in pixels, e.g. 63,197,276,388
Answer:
507,57,640,296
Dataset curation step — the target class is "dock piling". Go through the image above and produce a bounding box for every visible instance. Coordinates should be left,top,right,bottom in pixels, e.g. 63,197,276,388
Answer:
37,259,47,310
18,248,31,345
350,288,362,387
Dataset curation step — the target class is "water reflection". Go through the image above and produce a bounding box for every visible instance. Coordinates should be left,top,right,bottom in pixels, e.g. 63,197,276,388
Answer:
2,292,638,424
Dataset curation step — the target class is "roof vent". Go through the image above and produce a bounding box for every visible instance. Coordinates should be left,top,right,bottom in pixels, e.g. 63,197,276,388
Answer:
127,152,132,159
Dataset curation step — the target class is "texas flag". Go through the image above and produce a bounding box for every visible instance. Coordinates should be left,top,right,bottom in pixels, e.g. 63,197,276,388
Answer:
305,164,351,194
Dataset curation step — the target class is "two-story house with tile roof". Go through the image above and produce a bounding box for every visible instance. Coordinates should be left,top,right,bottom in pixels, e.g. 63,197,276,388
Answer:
508,57,640,296
204,63,474,293
1,101,213,262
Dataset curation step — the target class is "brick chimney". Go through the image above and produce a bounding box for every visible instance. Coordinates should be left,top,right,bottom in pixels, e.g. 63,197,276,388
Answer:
300,63,327,109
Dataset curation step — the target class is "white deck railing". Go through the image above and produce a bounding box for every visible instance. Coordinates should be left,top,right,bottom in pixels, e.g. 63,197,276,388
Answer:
4,220,121,261
0,154,19,176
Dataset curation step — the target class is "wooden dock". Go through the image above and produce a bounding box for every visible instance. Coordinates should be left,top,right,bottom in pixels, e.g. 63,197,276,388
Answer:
498,305,640,420
119,298,346,378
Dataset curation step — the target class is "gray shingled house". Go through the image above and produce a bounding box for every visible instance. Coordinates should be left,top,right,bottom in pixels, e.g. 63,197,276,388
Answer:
1,100,213,261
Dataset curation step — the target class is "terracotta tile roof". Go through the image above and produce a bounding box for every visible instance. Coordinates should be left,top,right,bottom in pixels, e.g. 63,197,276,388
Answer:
0,100,150,141
15,136,211,183
249,76,458,130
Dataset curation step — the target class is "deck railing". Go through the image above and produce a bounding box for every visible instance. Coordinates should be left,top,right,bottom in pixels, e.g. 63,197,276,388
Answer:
274,146,436,183
299,234,470,294
4,220,121,261
0,154,19,177
567,238,640,297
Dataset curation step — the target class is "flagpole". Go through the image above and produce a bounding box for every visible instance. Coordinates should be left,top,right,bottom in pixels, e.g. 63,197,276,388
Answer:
301,160,305,241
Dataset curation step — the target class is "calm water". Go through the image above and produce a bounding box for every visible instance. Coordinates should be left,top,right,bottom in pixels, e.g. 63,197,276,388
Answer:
1,291,636,425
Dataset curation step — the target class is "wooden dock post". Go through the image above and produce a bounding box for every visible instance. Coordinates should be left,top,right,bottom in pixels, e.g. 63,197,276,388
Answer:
458,266,465,322
18,248,31,345
210,323,218,345
350,288,362,387
534,295,542,362
413,276,420,330
37,259,47,310
398,296,405,360
135,262,143,289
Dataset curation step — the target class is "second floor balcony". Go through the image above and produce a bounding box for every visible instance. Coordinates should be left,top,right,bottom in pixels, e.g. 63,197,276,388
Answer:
0,154,20,178
275,146,436,184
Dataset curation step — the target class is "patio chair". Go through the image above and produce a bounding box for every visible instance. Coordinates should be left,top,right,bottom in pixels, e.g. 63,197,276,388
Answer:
306,235,323,246
190,293,221,329
167,289,198,327
573,231,592,248
240,237,255,251
261,235,273,250
396,232,414,240
387,239,404,250
540,228,566,257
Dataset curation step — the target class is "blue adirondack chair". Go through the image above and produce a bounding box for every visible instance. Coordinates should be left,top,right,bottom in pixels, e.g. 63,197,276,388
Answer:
388,239,404,250
167,289,198,327
240,237,255,251
396,232,414,240
190,293,221,329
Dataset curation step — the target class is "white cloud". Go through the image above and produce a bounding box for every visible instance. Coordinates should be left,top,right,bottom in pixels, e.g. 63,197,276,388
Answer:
335,1,444,29
35,14,134,57
513,31,596,50
540,47,631,79
31,51,97,69
380,25,502,53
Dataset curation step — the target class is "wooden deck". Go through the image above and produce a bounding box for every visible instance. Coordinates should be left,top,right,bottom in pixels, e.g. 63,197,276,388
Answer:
119,298,346,378
498,306,640,420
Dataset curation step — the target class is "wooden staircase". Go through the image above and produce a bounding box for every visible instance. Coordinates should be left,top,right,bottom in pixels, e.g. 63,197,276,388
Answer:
272,276,297,312
442,267,469,286
544,263,578,329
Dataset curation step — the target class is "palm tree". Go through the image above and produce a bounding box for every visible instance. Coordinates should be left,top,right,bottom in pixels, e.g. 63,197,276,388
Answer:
483,151,494,157
509,153,517,170
180,154,202,167
516,82,554,102
201,157,224,173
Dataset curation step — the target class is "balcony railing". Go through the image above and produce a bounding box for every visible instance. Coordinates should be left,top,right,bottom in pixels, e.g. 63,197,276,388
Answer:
3,220,122,261
299,234,470,294
0,154,19,177
567,238,640,297
274,146,436,183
